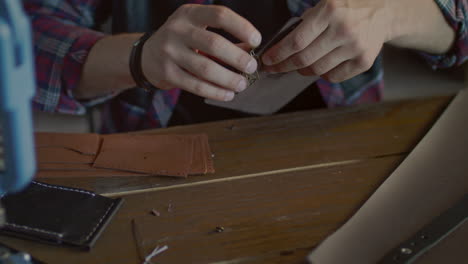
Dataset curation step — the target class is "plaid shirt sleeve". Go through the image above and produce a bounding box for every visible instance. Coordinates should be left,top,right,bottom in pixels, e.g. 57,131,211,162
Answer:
23,0,106,115
420,0,468,69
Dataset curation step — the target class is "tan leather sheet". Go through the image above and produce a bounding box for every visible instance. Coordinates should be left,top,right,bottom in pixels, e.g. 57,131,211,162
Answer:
190,134,215,175
36,169,148,178
35,132,101,155
34,132,215,179
93,134,193,177
36,148,95,164
308,90,468,263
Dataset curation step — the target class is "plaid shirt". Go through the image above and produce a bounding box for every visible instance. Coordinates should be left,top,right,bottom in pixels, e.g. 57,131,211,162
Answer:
24,0,467,133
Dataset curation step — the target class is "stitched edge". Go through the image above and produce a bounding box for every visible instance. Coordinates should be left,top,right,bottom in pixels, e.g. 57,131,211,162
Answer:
84,200,115,242
4,222,64,239
33,181,96,196
7,182,116,245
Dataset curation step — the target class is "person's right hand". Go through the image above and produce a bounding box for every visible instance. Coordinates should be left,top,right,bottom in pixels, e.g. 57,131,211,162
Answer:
142,4,262,101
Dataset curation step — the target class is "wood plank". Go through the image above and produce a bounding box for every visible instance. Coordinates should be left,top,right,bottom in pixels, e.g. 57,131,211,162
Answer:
39,97,451,195
1,155,404,264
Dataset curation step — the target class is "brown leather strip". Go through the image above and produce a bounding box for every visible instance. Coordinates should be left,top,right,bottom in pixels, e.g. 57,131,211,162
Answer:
202,134,215,174
36,148,95,164
38,163,95,170
35,132,101,155
35,169,149,178
93,134,194,178
35,133,215,178
189,136,205,175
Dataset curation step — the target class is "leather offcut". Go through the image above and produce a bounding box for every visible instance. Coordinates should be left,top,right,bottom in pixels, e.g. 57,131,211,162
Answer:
34,132,215,179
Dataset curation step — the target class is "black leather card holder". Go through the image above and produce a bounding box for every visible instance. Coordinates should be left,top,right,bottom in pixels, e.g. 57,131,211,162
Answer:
0,181,123,250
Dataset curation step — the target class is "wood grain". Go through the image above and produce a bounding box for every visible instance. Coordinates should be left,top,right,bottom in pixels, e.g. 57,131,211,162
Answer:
0,96,452,264
40,97,451,195
0,155,404,264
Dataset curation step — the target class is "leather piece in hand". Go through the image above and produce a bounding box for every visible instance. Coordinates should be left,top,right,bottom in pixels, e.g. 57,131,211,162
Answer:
1,181,123,250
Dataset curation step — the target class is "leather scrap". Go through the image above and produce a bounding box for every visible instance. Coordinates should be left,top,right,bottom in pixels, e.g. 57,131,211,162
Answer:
93,134,194,178
34,132,215,179
35,132,101,155
35,167,149,178
36,148,95,164
188,134,215,175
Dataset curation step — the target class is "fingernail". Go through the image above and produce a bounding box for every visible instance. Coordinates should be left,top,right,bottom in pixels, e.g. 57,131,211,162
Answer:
250,33,262,47
237,78,247,92
224,92,235,101
245,59,257,74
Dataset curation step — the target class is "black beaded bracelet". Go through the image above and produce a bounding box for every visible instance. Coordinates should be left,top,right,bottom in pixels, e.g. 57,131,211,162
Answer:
129,31,157,92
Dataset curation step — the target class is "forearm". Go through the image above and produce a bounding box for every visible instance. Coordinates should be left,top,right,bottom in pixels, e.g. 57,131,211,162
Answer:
386,0,455,54
75,33,142,100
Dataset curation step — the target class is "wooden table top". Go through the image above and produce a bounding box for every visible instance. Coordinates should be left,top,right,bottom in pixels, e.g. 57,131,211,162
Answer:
0,96,452,264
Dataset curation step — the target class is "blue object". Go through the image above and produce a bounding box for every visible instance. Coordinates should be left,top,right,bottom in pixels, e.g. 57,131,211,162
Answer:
0,0,36,195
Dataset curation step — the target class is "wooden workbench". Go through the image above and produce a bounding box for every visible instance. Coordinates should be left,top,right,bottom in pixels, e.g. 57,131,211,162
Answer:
0,96,452,263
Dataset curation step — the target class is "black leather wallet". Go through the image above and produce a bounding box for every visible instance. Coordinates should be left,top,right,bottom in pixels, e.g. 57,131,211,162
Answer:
0,181,123,250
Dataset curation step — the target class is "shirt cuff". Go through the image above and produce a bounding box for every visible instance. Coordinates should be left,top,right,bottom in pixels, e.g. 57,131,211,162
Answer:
419,0,467,69
60,28,114,113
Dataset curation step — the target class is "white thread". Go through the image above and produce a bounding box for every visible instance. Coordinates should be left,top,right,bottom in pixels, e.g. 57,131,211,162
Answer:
32,181,96,196
84,201,115,242
143,245,169,264
7,182,116,244
4,222,63,238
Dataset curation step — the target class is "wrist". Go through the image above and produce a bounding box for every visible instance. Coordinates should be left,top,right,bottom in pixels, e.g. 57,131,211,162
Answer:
384,0,455,54
129,32,158,91
383,0,412,43
76,34,140,99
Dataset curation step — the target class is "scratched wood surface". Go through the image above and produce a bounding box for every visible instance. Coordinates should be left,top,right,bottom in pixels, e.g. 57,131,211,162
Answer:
2,155,403,264
0,96,452,264
40,97,451,196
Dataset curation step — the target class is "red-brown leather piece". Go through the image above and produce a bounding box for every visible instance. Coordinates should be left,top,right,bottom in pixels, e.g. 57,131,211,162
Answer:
35,132,101,155
35,169,148,178
34,132,215,178
202,134,215,174
93,134,194,178
36,148,95,164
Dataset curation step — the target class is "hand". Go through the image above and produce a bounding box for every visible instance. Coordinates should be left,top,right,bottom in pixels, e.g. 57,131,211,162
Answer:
142,4,261,101
261,0,389,83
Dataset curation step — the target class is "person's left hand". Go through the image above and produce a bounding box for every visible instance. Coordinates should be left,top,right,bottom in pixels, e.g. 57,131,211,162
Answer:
261,0,390,83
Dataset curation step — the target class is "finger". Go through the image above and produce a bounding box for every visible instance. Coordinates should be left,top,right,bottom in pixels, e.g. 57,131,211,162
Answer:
164,64,235,101
236,42,251,51
187,28,257,74
264,27,341,73
190,5,262,47
324,54,375,83
297,67,315,76
302,45,357,76
173,47,248,92
261,5,328,66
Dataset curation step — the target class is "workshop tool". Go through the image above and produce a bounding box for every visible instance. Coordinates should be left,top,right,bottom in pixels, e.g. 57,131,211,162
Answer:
0,0,36,195
0,1,37,263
